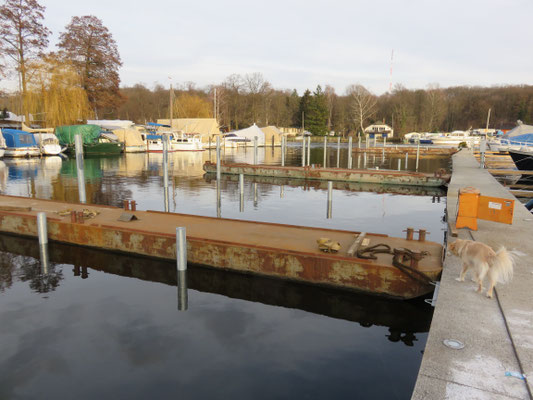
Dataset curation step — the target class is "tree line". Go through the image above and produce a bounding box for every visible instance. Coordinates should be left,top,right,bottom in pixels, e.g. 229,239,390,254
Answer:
117,80,533,136
1,0,532,135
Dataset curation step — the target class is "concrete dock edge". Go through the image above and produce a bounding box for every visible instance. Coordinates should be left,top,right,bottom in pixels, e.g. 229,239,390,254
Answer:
412,149,533,399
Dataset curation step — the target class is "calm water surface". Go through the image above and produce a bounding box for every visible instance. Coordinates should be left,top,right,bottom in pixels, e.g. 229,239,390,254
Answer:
0,143,449,399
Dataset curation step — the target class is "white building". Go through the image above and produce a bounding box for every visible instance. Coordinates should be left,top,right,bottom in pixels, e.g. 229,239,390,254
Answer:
364,123,394,139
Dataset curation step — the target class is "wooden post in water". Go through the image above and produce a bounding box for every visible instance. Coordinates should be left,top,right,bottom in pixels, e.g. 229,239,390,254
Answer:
405,152,409,169
74,134,86,204
336,136,340,168
348,137,353,169
398,158,401,171
363,151,367,168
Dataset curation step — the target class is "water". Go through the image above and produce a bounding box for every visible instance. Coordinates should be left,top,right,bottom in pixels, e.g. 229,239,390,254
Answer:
0,143,449,399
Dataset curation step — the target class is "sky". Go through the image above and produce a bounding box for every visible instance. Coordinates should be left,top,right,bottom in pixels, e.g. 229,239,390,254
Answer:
2,0,533,95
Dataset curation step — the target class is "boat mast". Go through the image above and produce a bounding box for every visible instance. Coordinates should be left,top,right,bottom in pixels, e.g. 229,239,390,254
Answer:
169,80,173,134
485,108,491,133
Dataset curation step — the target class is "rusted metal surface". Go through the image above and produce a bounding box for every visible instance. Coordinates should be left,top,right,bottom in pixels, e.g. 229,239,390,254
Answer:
0,195,443,299
353,147,457,156
203,161,450,187
0,232,433,334
204,174,446,197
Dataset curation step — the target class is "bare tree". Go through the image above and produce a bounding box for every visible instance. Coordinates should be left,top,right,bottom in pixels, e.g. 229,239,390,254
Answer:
425,83,445,132
244,72,270,124
346,84,377,135
58,15,123,117
0,0,50,122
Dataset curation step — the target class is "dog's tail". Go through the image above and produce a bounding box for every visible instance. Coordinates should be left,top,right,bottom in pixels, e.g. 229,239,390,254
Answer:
489,247,515,283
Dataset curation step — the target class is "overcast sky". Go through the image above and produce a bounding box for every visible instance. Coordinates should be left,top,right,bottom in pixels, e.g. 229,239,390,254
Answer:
3,0,533,95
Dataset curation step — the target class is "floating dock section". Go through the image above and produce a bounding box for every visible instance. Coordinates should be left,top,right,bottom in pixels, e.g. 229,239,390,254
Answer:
205,174,446,197
0,195,443,299
203,162,450,187
353,146,457,156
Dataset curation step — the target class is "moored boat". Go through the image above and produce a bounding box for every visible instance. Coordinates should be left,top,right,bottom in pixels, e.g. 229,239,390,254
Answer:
1,129,40,157
508,149,533,171
20,123,62,155
55,124,124,155
170,133,204,151
32,132,63,155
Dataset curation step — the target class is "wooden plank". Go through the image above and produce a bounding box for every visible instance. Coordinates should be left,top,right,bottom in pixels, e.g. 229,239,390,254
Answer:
510,190,533,198
489,169,533,175
0,205,32,212
347,232,367,256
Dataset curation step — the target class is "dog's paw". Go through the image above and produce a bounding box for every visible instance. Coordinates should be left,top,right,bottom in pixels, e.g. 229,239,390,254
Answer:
455,277,464,282
486,293,493,299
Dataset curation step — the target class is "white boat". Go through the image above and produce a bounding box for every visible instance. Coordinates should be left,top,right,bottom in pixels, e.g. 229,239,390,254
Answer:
170,133,204,151
2,129,40,157
223,133,251,148
32,132,63,155
19,123,61,155
488,122,533,152
146,134,177,153
429,131,481,147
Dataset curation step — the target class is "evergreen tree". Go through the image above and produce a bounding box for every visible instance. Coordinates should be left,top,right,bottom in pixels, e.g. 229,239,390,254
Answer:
297,89,311,131
306,85,328,135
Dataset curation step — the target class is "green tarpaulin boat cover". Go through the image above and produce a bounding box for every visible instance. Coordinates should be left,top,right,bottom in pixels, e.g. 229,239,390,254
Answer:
55,124,101,145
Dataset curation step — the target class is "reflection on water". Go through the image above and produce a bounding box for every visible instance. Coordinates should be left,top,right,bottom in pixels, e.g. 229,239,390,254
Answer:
0,233,432,398
0,145,448,399
0,146,449,238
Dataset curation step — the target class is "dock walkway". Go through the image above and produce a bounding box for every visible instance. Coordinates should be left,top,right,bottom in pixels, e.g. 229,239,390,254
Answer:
412,150,533,399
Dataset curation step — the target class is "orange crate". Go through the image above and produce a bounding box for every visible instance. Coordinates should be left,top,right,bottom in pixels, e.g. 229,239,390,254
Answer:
478,196,514,225
456,187,480,230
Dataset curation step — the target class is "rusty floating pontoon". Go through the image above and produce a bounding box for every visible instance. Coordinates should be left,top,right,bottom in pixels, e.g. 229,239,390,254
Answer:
204,174,446,197
203,162,450,187
353,147,458,156
0,195,443,299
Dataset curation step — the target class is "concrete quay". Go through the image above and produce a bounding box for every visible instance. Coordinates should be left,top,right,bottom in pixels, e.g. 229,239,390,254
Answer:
412,149,533,399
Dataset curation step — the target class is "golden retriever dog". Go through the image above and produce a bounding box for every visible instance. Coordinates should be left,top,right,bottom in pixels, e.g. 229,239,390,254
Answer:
448,239,514,298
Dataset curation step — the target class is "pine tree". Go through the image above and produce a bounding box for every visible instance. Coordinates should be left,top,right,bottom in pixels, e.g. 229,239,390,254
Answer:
297,89,311,131
306,85,328,135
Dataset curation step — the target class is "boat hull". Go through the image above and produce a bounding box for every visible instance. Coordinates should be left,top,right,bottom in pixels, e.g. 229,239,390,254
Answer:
124,145,147,153
41,144,62,156
4,147,41,157
509,150,533,170
65,142,124,155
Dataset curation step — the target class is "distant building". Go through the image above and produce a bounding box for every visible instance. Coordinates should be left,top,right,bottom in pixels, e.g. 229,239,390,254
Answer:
364,123,394,139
